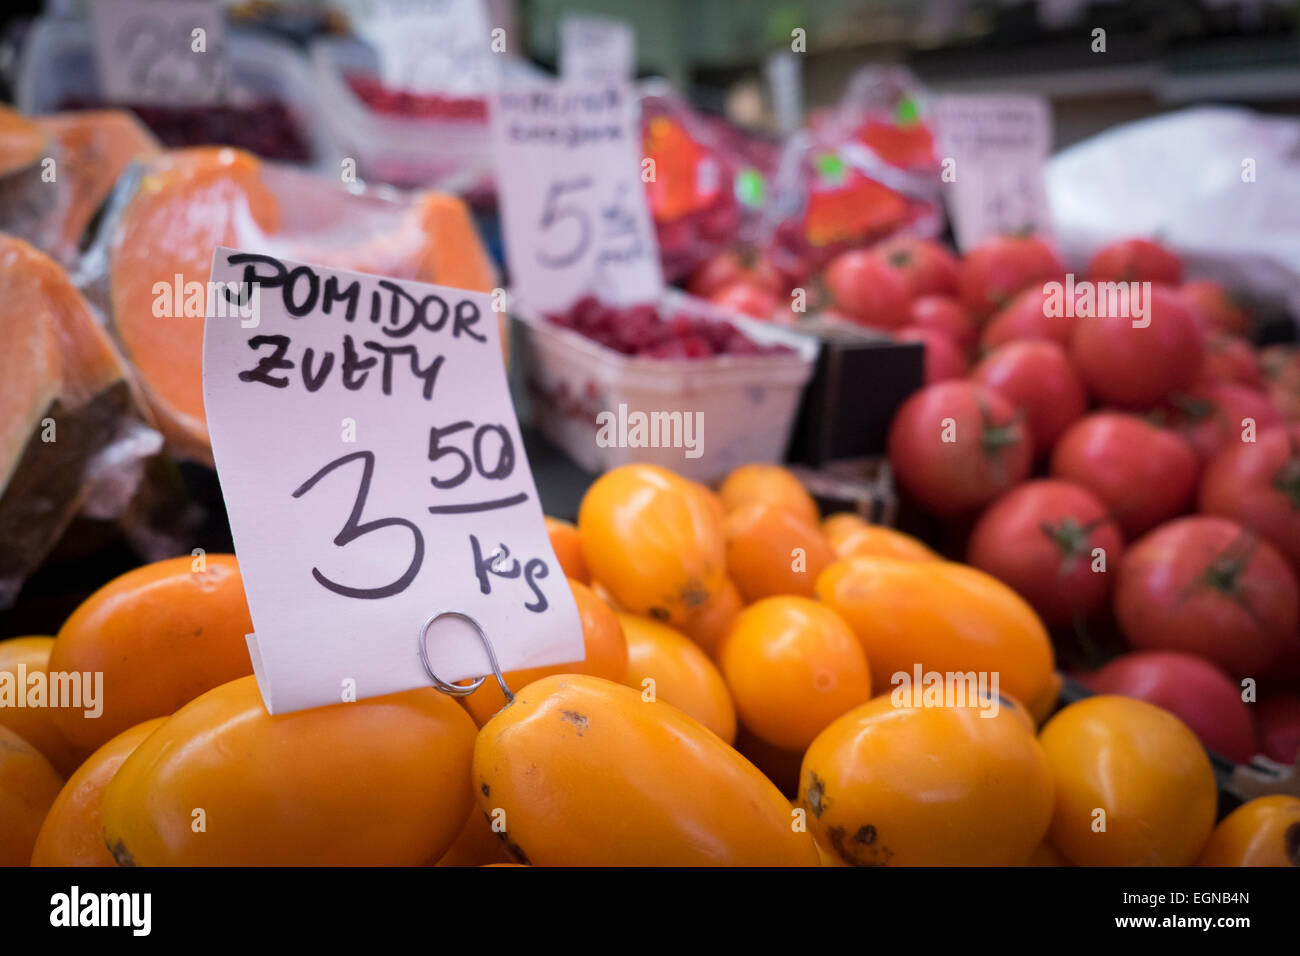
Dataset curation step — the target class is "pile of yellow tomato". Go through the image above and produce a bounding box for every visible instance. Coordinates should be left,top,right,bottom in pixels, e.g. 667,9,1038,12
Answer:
2,462,1297,867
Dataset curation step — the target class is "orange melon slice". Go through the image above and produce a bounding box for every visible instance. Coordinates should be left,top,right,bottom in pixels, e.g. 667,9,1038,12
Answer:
34,109,160,265
0,237,141,607
105,147,499,462
0,104,45,179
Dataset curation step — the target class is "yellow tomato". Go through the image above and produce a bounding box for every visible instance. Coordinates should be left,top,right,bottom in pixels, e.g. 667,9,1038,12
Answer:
1039,695,1216,866
101,676,476,865
619,613,736,743
0,724,64,867
0,636,84,775
800,695,1054,866
462,578,627,726
544,516,590,585
578,464,725,626
824,519,939,563
1196,795,1300,867
718,463,819,526
719,597,872,751
677,576,743,659
474,674,819,866
31,717,167,866
815,556,1057,722
724,502,834,602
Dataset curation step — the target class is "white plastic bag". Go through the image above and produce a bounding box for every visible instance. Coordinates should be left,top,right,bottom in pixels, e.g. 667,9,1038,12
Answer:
1047,106,1300,320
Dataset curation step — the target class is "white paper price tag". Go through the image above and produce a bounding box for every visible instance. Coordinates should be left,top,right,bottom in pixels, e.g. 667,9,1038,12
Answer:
492,81,663,314
347,0,496,95
560,13,635,85
202,249,583,715
90,0,227,105
934,94,1054,250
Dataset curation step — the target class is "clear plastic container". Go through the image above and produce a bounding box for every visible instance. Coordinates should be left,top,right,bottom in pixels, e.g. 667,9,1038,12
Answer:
15,17,340,170
511,289,818,484
309,35,495,192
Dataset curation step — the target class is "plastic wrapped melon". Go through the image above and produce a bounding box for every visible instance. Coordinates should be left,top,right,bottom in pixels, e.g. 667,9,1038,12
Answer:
0,236,160,607
91,146,500,463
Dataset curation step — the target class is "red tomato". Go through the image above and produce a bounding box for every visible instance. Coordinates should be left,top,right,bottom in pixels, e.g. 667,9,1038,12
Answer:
957,234,1064,318
1050,413,1199,538
896,326,966,385
970,341,1087,455
1079,651,1256,763
824,249,909,329
1200,332,1263,389
1114,515,1300,678
967,479,1123,627
1181,280,1250,337
710,279,778,320
1086,237,1183,285
1198,424,1300,575
1164,383,1281,464
1257,696,1300,763
979,286,1074,352
687,250,750,299
873,236,959,299
1069,284,1205,408
907,295,976,353
887,381,1032,517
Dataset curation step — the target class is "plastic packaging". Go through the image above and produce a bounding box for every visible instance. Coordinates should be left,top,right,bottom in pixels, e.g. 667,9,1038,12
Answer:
1047,106,1300,321
15,17,339,169
511,288,818,484
762,66,943,286
638,82,778,283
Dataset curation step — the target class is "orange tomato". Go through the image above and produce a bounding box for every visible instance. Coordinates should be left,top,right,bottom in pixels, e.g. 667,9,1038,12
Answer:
1039,696,1216,866
724,502,835,602
720,597,872,751
435,806,512,867
49,554,253,752
799,696,1054,866
1196,795,1300,867
717,463,816,528
821,512,868,543
718,462,819,526
0,636,84,775
30,717,167,867
578,464,725,625
544,516,590,585
473,674,819,866
101,676,476,865
0,724,64,867
462,578,627,726
824,520,939,563
815,557,1057,722
677,576,743,658
618,612,736,743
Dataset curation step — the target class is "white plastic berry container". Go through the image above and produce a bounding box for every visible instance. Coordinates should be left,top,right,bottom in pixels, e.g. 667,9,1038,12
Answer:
510,289,818,484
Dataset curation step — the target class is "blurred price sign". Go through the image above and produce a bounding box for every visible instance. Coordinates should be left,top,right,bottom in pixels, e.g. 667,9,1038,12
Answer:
560,13,634,85
89,0,226,105
202,248,582,714
934,94,1054,251
492,82,663,313
347,0,496,95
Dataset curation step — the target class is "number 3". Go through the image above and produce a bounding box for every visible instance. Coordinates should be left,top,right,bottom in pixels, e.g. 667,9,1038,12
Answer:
292,450,424,599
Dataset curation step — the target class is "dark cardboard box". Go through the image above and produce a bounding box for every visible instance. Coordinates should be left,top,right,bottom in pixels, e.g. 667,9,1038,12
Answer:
786,317,924,466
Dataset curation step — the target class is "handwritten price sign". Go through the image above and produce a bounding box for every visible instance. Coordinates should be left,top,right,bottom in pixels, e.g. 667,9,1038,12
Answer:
346,0,496,96
202,249,582,714
492,82,663,313
90,0,226,105
933,94,1054,251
